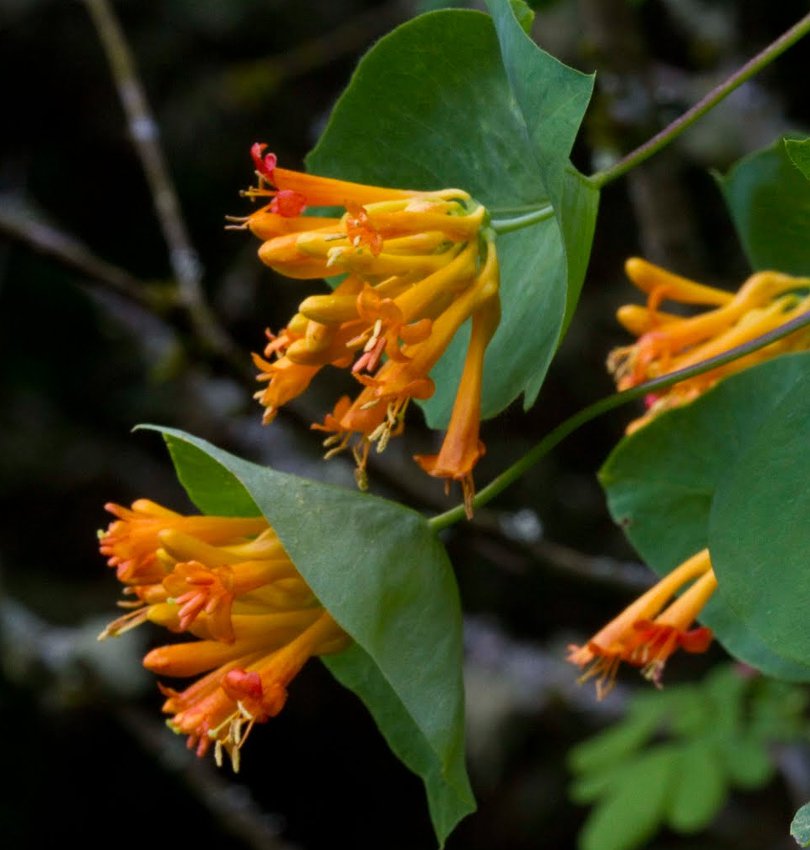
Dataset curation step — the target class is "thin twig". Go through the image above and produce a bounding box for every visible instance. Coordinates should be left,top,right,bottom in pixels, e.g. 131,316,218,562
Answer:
0,198,158,309
590,11,810,188
117,706,300,850
82,0,238,362
221,0,411,95
430,306,810,530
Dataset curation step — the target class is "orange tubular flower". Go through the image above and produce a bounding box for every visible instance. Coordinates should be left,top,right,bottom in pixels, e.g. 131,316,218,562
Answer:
568,549,717,699
99,500,349,769
236,143,500,512
608,258,810,432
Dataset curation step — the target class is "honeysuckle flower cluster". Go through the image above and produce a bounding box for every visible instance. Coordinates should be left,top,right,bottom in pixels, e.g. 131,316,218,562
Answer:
99,499,348,768
609,257,810,432
237,144,500,515
568,549,717,698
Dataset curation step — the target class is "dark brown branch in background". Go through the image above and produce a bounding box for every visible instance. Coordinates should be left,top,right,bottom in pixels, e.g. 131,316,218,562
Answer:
0,198,156,309
118,707,300,850
0,591,299,850
82,0,240,364
229,0,411,86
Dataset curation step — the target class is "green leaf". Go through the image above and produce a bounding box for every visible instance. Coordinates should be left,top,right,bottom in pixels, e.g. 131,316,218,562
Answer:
307,3,596,426
568,698,670,776
577,748,677,850
324,646,469,841
508,0,535,33
791,802,810,847
709,366,810,667
720,736,773,789
484,0,598,333
785,137,810,180
569,762,629,806
147,426,474,845
666,740,726,833
599,353,810,681
717,136,810,275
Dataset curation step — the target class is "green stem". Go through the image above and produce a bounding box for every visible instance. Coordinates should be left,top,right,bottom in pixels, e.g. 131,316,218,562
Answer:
590,12,810,189
428,309,810,532
491,204,554,234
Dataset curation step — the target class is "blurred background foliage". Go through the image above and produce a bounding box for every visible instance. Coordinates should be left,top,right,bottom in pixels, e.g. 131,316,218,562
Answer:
1,0,809,847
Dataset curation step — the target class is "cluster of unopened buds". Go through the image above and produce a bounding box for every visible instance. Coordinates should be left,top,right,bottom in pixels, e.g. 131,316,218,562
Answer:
233,143,500,516
99,499,348,768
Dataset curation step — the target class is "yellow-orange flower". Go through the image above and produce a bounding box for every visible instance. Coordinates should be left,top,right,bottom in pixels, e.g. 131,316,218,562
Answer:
568,549,717,699
237,144,500,515
609,258,810,432
99,500,348,769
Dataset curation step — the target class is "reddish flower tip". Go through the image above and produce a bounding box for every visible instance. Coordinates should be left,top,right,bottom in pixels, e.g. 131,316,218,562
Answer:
270,189,307,218
251,142,277,181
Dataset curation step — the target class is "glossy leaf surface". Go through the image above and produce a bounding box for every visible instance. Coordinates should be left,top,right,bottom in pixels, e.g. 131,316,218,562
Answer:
717,136,810,275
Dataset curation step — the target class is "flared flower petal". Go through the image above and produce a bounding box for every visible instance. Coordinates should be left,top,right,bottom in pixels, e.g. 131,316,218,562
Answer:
414,246,501,516
568,549,717,698
239,145,500,504
99,499,349,768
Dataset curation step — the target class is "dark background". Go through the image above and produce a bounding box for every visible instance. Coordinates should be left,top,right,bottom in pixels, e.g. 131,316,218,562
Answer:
1,0,809,847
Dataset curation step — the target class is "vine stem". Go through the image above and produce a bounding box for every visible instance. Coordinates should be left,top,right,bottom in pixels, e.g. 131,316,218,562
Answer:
428,309,810,533
590,11,810,189
491,204,553,234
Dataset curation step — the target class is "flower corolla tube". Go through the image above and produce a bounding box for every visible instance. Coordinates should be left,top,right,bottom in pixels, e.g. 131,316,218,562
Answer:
233,144,500,516
567,549,717,699
609,257,810,432
99,499,348,769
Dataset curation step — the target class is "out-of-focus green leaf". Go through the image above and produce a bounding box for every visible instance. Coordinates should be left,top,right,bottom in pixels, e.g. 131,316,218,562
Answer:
570,666,806,850
568,698,670,776
785,137,810,180
720,737,773,789
307,2,596,426
792,802,810,847
149,427,474,845
577,749,676,850
599,353,810,681
717,136,810,274
709,367,810,666
666,740,725,832
569,762,629,805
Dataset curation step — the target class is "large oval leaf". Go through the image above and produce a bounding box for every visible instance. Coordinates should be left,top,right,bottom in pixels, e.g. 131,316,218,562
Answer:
599,353,810,680
717,136,810,275
306,1,597,425
147,426,474,845
709,367,810,666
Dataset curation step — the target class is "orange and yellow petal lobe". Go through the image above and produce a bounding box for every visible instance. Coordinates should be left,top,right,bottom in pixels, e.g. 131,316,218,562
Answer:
98,498,349,768
609,257,810,432
237,144,499,507
567,549,717,699
414,243,501,517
